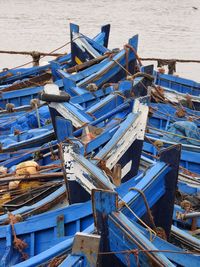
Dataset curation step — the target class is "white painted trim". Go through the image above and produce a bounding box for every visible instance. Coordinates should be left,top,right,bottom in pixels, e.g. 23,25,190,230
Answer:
49,102,86,128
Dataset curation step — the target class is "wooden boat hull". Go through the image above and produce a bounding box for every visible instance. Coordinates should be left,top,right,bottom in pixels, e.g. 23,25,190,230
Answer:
0,24,110,108
143,135,200,174
154,71,200,96
0,145,180,266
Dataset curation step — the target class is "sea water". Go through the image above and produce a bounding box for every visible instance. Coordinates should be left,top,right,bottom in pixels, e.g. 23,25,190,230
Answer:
0,0,200,80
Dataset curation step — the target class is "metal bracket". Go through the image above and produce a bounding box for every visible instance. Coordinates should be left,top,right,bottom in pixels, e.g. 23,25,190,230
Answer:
72,232,101,267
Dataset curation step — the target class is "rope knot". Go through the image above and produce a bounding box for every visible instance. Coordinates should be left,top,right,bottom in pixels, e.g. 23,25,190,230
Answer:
130,248,139,256
31,51,41,66
180,200,192,212
153,140,163,149
148,107,154,117
157,67,165,74
86,83,98,92
8,212,28,260
175,108,186,118
14,129,21,135
124,44,142,67
130,249,140,267
155,227,167,240
6,103,15,112
30,98,40,108
118,200,126,209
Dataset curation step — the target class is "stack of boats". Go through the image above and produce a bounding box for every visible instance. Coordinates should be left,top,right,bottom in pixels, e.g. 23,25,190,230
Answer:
0,23,199,267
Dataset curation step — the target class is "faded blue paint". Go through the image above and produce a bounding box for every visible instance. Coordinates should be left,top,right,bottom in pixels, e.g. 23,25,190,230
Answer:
154,71,200,96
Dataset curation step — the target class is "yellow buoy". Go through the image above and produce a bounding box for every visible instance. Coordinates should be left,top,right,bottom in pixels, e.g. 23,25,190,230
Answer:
16,161,39,175
0,193,11,206
19,181,41,191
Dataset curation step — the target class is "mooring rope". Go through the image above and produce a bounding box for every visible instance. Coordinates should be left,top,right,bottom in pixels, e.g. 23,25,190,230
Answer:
0,50,63,57
118,195,157,242
141,58,200,64
1,34,85,71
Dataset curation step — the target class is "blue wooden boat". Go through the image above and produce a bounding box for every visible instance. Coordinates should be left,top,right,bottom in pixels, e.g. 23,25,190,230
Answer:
149,102,200,129
0,124,54,152
173,204,200,230
0,105,50,135
140,153,200,233
0,184,66,224
1,182,64,212
0,71,151,160
0,25,110,108
0,83,132,153
0,104,34,117
2,140,58,169
56,34,138,91
0,94,182,266
140,153,200,205
171,224,200,251
140,65,200,108
0,32,199,266
177,175,200,196
60,188,200,267
0,69,134,152
148,117,200,151
0,23,110,86
63,123,199,237
141,66,200,111
0,29,137,109
154,70,200,96
0,83,124,160
0,169,65,218
0,77,129,135
1,94,130,216
11,179,200,267
143,83,200,174
0,77,113,134
0,201,92,266
151,84,200,110
0,50,112,109
0,149,63,215
0,70,151,162
0,141,181,266
140,67,200,156
144,92,200,173
47,75,151,138
0,86,47,109
42,33,140,123
0,138,57,163
143,132,200,174
47,73,200,196
0,126,175,224
0,89,141,216
0,77,151,222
